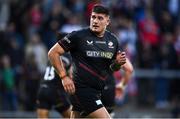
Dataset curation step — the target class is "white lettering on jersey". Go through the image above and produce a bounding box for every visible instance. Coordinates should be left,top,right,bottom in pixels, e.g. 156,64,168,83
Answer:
86,51,113,59
44,66,55,80
64,37,71,43
95,41,106,44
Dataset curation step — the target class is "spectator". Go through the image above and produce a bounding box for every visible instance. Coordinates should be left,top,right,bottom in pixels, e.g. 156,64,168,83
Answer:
24,53,41,111
0,54,18,111
25,33,47,74
28,3,43,35
117,16,137,61
138,10,160,47
60,14,82,33
0,0,10,31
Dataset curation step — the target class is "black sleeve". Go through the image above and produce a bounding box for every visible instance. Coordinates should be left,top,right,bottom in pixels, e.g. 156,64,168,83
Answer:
112,36,121,60
58,31,78,52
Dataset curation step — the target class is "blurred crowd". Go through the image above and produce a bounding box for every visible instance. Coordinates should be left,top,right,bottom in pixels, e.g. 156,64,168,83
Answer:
0,0,179,116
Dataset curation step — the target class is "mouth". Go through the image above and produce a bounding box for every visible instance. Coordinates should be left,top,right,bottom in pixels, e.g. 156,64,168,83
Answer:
92,25,99,29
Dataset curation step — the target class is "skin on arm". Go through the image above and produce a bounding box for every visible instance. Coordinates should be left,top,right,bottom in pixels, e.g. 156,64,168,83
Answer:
48,43,75,94
116,58,133,92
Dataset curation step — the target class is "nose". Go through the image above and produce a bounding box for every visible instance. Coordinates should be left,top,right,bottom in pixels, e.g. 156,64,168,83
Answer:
93,18,98,24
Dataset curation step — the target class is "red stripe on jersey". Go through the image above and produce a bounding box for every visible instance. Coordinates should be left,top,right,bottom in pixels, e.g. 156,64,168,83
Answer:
79,62,107,80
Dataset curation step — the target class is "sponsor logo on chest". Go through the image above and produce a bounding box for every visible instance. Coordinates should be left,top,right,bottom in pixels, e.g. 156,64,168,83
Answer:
86,40,114,49
86,40,93,45
86,51,113,59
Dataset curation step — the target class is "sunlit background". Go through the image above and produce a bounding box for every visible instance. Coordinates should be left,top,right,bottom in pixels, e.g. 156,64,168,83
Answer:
0,0,179,118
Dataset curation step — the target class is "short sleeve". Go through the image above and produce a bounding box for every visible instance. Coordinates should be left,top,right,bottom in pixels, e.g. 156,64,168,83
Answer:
58,31,77,52
112,35,121,60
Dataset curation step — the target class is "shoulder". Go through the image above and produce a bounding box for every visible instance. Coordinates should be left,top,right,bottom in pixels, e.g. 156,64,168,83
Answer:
105,30,119,42
68,27,90,37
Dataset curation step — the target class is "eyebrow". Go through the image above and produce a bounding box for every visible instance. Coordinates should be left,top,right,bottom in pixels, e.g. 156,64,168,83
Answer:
91,14,104,17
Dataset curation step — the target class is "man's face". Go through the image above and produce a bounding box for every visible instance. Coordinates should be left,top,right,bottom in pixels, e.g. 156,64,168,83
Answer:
90,12,110,34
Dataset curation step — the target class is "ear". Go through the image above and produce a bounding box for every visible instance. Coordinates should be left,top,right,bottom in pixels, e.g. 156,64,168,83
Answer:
106,17,110,26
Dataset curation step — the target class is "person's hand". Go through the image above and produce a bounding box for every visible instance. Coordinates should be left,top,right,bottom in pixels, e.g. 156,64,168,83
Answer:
115,51,126,66
61,76,75,95
116,82,126,92
115,82,126,100
109,51,126,71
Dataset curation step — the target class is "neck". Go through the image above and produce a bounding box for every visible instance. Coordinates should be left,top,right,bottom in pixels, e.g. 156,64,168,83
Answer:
95,31,105,37
90,29,105,38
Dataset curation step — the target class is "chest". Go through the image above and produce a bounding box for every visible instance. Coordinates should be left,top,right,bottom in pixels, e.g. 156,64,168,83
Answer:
75,36,116,59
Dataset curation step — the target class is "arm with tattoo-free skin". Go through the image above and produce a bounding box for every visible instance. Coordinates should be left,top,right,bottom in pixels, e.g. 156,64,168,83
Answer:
116,58,134,93
48,43,75,94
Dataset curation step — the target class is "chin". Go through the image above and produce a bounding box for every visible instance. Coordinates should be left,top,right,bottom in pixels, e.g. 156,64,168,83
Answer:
92,29,100,33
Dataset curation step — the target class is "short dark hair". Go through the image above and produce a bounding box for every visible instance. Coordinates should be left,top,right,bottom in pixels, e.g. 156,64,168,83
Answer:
92,4,109,16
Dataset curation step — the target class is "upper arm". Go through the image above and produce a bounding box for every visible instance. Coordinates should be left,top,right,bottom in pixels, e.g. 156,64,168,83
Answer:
58,31,78,52
48,43,65,57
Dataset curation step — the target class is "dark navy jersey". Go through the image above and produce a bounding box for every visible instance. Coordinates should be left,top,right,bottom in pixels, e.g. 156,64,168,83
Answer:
58,28,120,90
40,53,72,88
